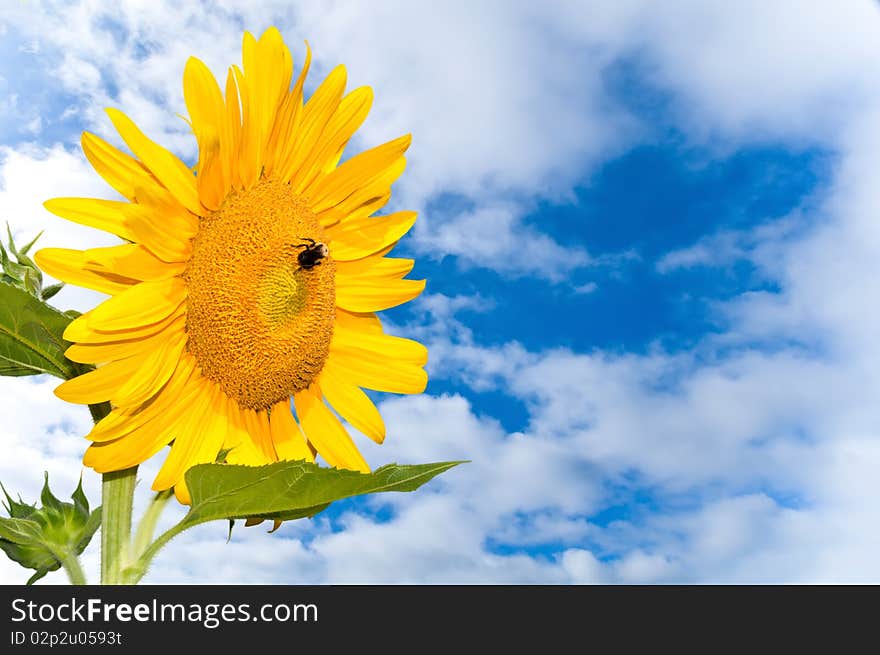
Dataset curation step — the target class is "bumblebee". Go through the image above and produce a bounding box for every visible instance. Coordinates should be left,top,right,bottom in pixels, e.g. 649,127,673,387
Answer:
293,237,329,272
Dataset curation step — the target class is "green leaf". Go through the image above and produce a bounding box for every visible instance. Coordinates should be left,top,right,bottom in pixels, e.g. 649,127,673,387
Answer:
41,283,64,301
39,473,64,513
0,281,84,379
0,474,100,584
15,229,44,258
2,255,28,284
23,267,43,297
6,223,41,264
182,460,464,527
2,225,65,300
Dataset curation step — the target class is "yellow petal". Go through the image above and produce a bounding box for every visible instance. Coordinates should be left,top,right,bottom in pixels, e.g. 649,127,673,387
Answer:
335,254,415,280
111,318,186,406
332,323,428,365
264,84,302,178
269,400,314,462
122,204,193,264
307,134,410,213
63,299,184,344
336,158,406,220
34,248,137,295
65,339,147,365
80,132,159,201
82,244,185,281
84,425,170,472
277,65,347,184
55,354,147,404
236,28,293,189
65,278,186,336
106,108,202,215
319,363,385,443
152,381,225,492
225,403,273,466
336,308,383,334
185,57,226,139
233,64,259,189
316,190,391,229
252,27,293,135
173,394,230,504
335,277,425,312
184,57,230,209
65,317,180,365
83,367,197,468
242,408,277,461
326,211,416,260
224,439,270,467
86,356,198,443
195,130,225,211
131,175,200,232
291,86,373,193
294,386,369,472
271,42,311,178
43,197,136,241
324,349,427,395
225,67,243,189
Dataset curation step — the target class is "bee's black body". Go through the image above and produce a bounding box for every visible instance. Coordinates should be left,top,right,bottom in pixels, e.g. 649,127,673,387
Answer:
294,237,329,271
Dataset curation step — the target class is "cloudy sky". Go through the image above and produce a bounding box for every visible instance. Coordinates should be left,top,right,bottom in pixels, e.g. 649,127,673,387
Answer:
2,0,880,583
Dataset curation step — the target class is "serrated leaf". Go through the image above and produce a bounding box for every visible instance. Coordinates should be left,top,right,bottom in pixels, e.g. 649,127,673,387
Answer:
181,460,464,528
0,281,83,379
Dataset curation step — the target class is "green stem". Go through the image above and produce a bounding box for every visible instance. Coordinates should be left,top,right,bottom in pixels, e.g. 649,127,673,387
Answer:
125,490,173,583
58,550,88,586
87,402,139,586
128,514,195,585
100,467,137,585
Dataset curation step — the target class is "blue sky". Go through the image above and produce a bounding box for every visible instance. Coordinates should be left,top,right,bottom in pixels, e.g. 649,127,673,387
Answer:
2,1,880,583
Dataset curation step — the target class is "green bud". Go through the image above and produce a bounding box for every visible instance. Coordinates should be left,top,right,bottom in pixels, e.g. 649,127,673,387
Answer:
2,223,60,300
0,474,101,584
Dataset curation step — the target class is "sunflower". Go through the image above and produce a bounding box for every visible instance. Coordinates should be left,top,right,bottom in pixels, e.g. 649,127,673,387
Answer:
34,28,427,504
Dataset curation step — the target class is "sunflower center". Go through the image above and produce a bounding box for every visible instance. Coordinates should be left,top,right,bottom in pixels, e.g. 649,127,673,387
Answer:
184,179,335,410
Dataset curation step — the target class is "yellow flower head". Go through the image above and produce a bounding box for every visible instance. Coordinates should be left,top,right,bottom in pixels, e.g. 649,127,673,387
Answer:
35,28,427,504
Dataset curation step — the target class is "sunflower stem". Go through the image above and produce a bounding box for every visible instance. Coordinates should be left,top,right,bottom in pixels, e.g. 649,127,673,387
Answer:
101,467,137,585
127,514,196,584
127,490,173,580
58,549,88,586
87,402,138,586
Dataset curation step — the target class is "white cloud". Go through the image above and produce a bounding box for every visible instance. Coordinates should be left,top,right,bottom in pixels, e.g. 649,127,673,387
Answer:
572,282,598,295
655,217,800,274
414,203,591,280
